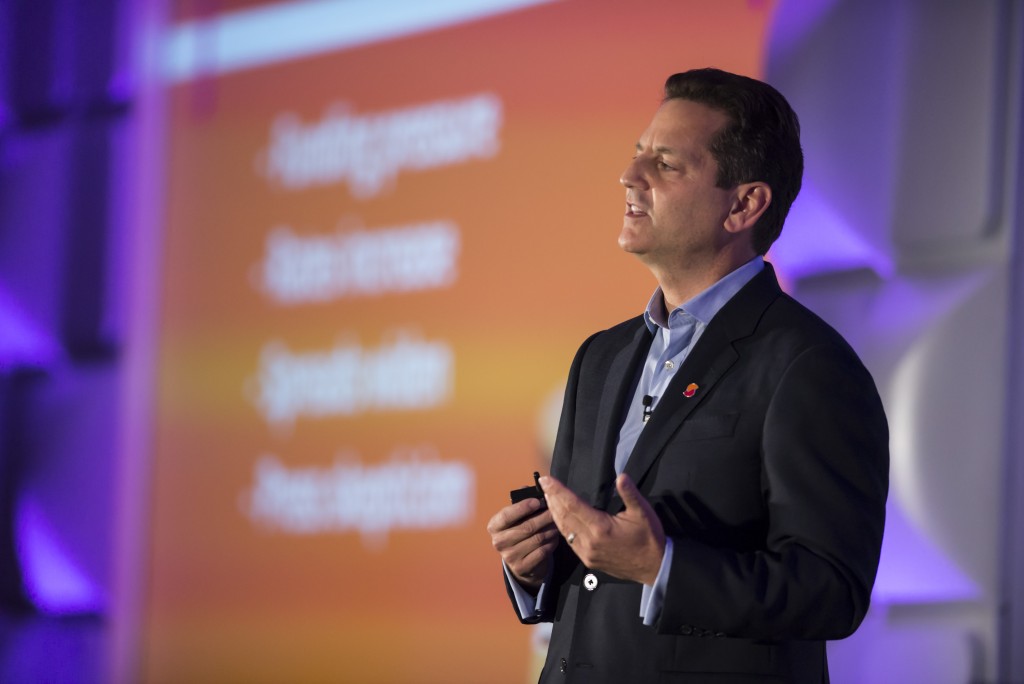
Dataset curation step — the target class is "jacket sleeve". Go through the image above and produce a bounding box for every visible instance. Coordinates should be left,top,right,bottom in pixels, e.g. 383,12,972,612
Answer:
502,332,599,622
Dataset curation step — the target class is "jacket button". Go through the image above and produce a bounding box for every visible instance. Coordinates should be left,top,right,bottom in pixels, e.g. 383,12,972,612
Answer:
583,573,598,591
680,625,693,635
560,657,567,673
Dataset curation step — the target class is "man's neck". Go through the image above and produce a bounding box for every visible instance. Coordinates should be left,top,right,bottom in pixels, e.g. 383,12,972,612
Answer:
650,250,759,312
656,272,717,313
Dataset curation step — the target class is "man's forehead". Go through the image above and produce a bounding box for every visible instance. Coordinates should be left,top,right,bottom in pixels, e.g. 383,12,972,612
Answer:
636,99,727,152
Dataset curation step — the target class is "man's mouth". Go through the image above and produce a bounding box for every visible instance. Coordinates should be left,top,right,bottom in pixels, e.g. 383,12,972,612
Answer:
626,203,648,216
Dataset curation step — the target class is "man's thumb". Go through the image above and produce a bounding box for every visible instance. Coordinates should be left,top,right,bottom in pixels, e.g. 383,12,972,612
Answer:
616,473,644,509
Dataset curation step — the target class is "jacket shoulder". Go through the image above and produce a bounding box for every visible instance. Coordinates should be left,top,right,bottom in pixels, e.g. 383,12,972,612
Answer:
576,314,647,356
759,292,861,358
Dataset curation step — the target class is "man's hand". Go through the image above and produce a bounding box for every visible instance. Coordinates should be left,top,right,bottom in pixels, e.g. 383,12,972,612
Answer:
539,473,666,585
487,498,560,592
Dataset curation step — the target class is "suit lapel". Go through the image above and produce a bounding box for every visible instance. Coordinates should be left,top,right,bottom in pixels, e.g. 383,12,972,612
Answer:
618,264,784,504
590,322,651,508
621,326,737,492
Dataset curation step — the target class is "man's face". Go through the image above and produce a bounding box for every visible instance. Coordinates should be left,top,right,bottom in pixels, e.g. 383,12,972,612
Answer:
618,98,736,270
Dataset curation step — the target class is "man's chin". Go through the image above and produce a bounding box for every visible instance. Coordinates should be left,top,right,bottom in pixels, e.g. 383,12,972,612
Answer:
617,233,646,255
618,240,650,258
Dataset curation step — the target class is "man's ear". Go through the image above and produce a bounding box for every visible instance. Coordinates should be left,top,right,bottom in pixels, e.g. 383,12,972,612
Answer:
724,182,771,234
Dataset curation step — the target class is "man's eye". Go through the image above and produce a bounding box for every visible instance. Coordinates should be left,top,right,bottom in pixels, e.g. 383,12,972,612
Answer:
657,161,675,170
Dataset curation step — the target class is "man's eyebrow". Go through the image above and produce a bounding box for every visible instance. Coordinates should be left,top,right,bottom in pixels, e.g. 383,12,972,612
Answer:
634,142,680,156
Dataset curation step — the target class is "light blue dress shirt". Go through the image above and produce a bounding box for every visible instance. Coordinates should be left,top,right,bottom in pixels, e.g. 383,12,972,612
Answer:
506,257,765,626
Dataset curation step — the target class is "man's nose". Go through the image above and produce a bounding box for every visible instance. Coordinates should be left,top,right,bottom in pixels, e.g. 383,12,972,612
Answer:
620,158,645,189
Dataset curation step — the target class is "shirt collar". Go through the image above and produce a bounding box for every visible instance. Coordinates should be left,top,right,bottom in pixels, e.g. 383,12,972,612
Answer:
643,256,765,334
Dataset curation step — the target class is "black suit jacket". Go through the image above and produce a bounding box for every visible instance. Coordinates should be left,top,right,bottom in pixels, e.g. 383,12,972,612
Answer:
514,264,889,684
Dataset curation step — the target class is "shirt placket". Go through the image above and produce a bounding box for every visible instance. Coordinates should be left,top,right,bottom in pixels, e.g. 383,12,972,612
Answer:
648,313,696,407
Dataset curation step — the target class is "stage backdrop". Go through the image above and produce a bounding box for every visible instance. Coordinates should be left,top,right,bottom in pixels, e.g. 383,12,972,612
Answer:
142,1,774,681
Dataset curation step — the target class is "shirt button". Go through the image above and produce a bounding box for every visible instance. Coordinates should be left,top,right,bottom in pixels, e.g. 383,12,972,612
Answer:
583,573,598,591
664,360,675,370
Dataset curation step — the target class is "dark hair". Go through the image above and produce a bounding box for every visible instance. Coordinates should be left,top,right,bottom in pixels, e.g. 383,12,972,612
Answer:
663,68,803,255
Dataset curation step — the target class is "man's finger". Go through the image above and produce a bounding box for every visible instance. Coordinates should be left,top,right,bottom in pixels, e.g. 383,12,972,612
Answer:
539,474,607,538
615,473,651,514
538,475,587,520
489,507,556,559
487,497,545,534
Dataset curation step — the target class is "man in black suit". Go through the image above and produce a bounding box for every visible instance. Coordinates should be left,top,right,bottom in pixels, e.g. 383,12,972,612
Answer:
487,68,889,683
